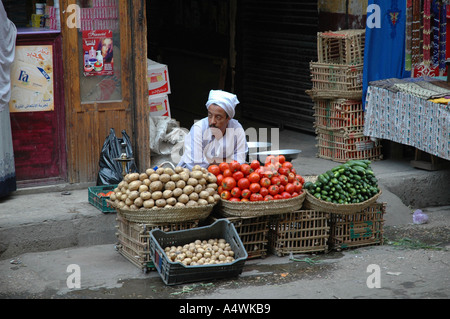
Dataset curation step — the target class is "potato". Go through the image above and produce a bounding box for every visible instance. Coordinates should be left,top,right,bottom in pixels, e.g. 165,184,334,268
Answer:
151,191,163,200
192,165,203,171
190,170,203,180
213,194,221,201
118,181,125,188
164,167,175,176
159,173,171,183
194,184,203,193
128,190,139,201
149,173,160,182
183,185,194,195
155,167,165,175
179,171,190,182
198,178,207,186
172,188,183,198
166,197,177,206
140,191,151,200
165,181,176,191
120,194,128,201
134,197,144,207
187,178,198,186
186,200,198,207
206,172,217,183
125,197,134,206
207,196,215,204
143,199,154,208
155,198,166,207
176,180,186,189
199,190,210,199
145,168,155,176
205,187,216,196
174,166,184,173
110,193,117,201
177,194,189,204
174,202,185,208
139,173,148,181
128,172,140,182
139,184,149,193
170,174,181,182
163,189,173,199
189,192,199,201
198,198,208,206
128,180,142,191
150,181,163,192
143,178,151,187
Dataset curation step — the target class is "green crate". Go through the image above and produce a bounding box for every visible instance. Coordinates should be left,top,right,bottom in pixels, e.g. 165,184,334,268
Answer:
88,184,117,213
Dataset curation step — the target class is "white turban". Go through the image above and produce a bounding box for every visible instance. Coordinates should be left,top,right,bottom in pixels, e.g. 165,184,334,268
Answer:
205,90,239,119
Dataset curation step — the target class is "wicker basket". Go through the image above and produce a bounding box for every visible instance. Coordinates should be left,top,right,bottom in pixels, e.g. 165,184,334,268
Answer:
109,200,215,224
317,29,365,65
210,215,269,259
268,210,330,256
304,189,382,215
115,214,199,272
308,62,363,99
313,99,365,132
219,191,306,218
316,128,383,163
329,202,386,250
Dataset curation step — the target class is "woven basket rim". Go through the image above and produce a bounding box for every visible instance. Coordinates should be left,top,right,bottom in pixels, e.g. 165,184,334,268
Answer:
108,200,215,223
219,191,306,217
304,189,382,215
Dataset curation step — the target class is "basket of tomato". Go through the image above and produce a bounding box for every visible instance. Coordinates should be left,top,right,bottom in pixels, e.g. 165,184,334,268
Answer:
209,156,306,218
88,184,117,213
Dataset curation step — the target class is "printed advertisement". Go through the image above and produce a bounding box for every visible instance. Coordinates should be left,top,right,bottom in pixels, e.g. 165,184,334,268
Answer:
10,45,54,113
82,29,114,76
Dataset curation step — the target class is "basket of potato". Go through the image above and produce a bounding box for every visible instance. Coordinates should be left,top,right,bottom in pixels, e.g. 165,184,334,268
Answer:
108,164,220,223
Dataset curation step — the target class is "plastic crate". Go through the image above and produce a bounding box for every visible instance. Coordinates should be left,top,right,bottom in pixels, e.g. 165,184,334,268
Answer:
88,184,117,213
115,214,199,272
317,29,365,65
316,128,383,163
313,99,365,132
268,210,330,256
210,215,269,259
329,202,386,250
149,219,248,285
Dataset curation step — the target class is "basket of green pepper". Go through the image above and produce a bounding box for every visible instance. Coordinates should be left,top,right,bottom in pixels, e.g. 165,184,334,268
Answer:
303,160,382,214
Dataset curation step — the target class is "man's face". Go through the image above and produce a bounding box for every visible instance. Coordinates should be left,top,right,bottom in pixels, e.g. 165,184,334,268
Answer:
208,104,230,136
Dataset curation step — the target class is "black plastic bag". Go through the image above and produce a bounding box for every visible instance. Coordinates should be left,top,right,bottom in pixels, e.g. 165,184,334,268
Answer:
96,128,138,185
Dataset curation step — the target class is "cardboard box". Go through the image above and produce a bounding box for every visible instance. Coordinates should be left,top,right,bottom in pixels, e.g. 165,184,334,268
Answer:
149,94,171,117
147,59,171,96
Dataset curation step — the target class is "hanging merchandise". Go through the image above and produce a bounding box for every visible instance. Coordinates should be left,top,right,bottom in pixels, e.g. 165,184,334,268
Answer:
363,0,411,109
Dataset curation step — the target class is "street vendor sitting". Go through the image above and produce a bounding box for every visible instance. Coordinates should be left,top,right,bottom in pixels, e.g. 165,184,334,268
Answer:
177,90,248,170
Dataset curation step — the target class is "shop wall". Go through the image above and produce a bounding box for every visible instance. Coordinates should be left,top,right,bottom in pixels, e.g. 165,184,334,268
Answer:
318,0,367,31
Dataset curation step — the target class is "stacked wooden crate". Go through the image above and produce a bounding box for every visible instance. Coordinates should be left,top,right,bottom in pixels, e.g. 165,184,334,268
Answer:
308,29,382,162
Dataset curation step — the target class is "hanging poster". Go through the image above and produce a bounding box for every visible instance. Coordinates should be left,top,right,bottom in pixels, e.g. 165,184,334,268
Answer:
82,29,114,76
9,45,54,113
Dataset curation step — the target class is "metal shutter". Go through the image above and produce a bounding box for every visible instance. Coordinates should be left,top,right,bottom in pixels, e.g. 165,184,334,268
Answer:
237,0,318,133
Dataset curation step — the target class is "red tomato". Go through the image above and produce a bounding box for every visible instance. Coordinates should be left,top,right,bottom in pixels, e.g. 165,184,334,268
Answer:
291,192,299,197
281,191,292,199
290,167,297,174
97,192,106,197
222,169,233,178
232,170,244,181
287,172,296,183
219,162,230,173
222,176,236,191
250,160,260,171
238,177,250,190
296,175,305,184
271,176,281,186
274,194,283,200
240,163,253,176
220,190,232,200
260,187,269,197
250,193,263,201
285,183,295,194
293,180,303,193
268,185,279,196
218,185,223,194
106,191,114,196
249,182,261,193
231,187,241,198
216,174,224,186
241,189,251,199
264,195,274,201
278,166,290,176
208,164,220,176
282,161,293,170
260,167,274,179
229,197,240,202
276,155,286,164
248,172,260,183
241,198,249,202
229,160,241,173
260,177,271,188
279,175,288,186
264,155,276,166
278,184,285,193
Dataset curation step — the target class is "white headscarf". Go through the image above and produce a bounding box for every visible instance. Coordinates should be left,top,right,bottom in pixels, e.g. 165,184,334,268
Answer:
205,90,239,119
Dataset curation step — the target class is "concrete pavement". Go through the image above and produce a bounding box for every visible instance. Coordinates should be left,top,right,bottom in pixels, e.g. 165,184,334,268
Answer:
0,127,449,299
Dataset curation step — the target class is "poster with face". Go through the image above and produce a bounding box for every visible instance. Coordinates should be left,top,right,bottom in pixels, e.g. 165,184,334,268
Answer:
82,29,114,76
